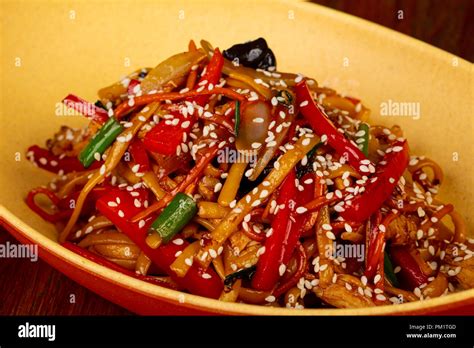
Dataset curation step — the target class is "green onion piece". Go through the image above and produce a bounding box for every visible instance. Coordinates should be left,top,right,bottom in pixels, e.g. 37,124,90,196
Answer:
79,117,124,168
234,100,240,136
358,122,370,157
148,193,197,243
384,251,400,287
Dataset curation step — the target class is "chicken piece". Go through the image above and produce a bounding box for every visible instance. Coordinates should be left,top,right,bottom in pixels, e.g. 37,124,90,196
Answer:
198,175,220,201
386,214,419,245
443,243,474,289
313,283,376,308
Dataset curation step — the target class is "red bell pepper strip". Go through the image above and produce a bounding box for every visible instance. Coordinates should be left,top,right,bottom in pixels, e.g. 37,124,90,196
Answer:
389,245,429,290
62,241,179,290
128,139,150,173
26,186,109,223
26,145,102,174
295,80,369,173
265,174,314,294
365,211,399,279
62,94,109,124
25,187,68,223
281,173,315,265
143,49,224,156
127,79,141,96
340,140,410,223
189,48,224,106
96,187,223,299
252,169,297,291
274,242,307,297
143,111,193,155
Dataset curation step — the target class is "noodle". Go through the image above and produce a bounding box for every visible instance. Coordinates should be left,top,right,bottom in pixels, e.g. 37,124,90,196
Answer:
25,38,472,309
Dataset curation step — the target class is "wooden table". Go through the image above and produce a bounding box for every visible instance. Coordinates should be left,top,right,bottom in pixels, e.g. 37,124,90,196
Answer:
1,0,472,316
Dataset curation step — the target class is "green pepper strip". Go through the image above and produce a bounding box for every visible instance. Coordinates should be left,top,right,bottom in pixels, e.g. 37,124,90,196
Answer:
149,193,198,243
358,122,370,158
79,117,124,168
234,100,240,137
384,251,400,287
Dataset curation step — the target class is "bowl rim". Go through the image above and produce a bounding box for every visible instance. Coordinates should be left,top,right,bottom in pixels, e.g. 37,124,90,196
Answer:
2,206,474,315
1,0,473,315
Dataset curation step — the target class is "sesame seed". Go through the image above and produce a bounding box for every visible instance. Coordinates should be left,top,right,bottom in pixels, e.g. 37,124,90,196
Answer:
99,165,106,175
392,146,403,152
214,182,223,193
251,142,262,149
322,224,332,231
414,287,422,298
296,207,308,214
251,199,261,207
416,229,424,240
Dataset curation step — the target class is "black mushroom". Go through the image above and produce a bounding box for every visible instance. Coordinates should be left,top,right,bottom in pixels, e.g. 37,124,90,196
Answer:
223,38,277,70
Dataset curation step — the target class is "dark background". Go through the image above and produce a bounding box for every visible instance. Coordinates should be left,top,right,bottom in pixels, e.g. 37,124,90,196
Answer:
1,0,472,316
312,0,474,62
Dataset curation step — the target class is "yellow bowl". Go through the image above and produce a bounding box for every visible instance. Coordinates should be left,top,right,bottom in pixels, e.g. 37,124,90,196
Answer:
1,0,473,315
